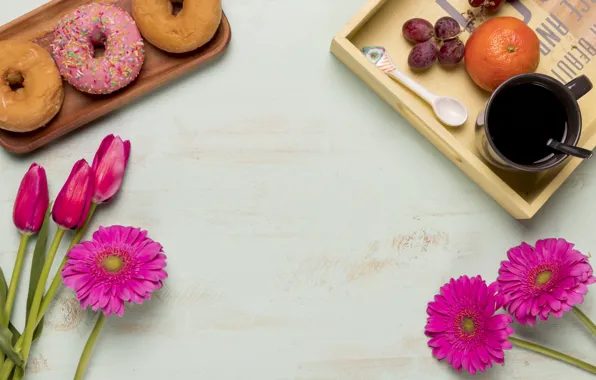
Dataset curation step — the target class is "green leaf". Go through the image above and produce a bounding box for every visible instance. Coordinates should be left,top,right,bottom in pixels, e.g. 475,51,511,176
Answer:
8,323,20,345
0,324,22,366
0,266,7,324
26,203,51,342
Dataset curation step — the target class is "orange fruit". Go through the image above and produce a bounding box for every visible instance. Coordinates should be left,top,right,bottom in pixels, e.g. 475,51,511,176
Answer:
465,17,540,92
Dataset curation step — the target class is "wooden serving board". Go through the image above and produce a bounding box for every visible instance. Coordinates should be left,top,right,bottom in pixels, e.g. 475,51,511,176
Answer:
0,0,231,154
331,0,596,219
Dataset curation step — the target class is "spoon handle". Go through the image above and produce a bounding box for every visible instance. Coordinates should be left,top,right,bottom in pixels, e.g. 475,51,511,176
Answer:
387,68,437,104
547,139,593,159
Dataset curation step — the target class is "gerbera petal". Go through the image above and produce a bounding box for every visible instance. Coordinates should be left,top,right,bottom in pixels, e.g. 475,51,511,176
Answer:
86,287,102,309
131,229,149,245
80,295,92,310
116,302,125,317
428,302,448,316
97,290,111,309
515,301,529,320
502,339,513,350
104,296,122,316
138,269,167,281
117,287,132,302
547,295,562,311
80,241,99,253
486,345,504,359
445,349,454,366
117,226,133,244
573,283,589,295
471,354,484,373
432,345,449,360
551,287,568,300
62,265,90,276
530,298,541,316
562,302,573,312
461,355,471,373
560,277,576,289
552,309,564,318
130,290,145,304
427,336,446,348
569,263,592,276
498,273,520,282
508,297,524,314
93,226,110,243
135,242,163,262
124,227,142,245
486,314,512,330
450,351,462,371
144,254,167,270
426,320,448,333
477,345,490,364
73,274,94,292
67,247,93,260
567,291,584,305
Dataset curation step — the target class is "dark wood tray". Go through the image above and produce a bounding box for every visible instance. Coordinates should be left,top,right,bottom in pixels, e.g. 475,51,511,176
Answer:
0,0,231,154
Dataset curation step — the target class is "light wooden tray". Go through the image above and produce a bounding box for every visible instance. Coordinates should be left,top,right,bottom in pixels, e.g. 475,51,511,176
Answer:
331,0,596,219
0,0,231,154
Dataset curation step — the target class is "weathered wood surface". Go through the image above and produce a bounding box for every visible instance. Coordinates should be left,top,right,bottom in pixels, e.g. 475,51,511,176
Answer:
1,0,596,379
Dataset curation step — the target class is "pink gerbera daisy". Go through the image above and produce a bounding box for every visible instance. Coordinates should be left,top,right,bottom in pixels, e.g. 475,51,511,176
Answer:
62,225,168,317
425,275,514,375
497,238,596,326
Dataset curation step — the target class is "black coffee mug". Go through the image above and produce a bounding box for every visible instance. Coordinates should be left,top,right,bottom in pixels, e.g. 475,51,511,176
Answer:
475,73,592,172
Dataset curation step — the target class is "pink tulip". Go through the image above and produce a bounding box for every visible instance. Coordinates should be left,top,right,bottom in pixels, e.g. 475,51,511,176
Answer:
52,159,94,230
92,134,131,204
13,163,49,234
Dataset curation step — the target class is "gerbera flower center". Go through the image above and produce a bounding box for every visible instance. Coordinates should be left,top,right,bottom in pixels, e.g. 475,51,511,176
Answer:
461,317,475,333
102,255,124,273
455,310,481,341
535,270,552,285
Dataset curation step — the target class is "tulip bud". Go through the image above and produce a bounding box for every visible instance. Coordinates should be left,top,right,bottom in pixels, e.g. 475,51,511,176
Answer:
12,163,49,234
52,159,94,230
92,134,131,204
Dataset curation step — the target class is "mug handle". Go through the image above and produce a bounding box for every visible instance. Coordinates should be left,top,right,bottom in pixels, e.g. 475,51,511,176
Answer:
566,75,593,100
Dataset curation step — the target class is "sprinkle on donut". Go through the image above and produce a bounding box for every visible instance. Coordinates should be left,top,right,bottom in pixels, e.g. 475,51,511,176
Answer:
51,3,145,95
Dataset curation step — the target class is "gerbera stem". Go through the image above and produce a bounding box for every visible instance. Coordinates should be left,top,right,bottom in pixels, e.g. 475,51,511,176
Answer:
572,307,596,338
4,234,30,322
38,203,97,325
74,313,106,380
0,229,65,380
509,336,596,374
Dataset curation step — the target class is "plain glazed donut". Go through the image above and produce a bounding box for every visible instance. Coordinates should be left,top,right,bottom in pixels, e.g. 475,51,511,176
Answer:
132,0,222,53
0,41,64,133
52,3,145,95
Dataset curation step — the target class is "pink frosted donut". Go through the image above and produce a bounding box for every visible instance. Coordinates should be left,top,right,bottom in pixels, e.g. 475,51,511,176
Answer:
51,3,145,95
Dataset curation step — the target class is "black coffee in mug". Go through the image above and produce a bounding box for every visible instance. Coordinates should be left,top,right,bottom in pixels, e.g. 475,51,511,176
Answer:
476,73,592,172
488,83,567,165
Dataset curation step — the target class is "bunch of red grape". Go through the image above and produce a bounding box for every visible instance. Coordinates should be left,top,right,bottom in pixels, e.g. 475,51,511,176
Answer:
402,17,465,70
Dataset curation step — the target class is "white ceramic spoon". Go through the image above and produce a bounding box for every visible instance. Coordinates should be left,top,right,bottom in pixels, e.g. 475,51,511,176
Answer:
362,46,468,128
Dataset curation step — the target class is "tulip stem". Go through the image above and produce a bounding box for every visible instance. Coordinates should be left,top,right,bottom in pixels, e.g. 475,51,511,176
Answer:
74,313,106,380
0,206,98,380
509,336,596,374
572,307,596,338
38,203,97,323
4,234,30,322
0,229,65,380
